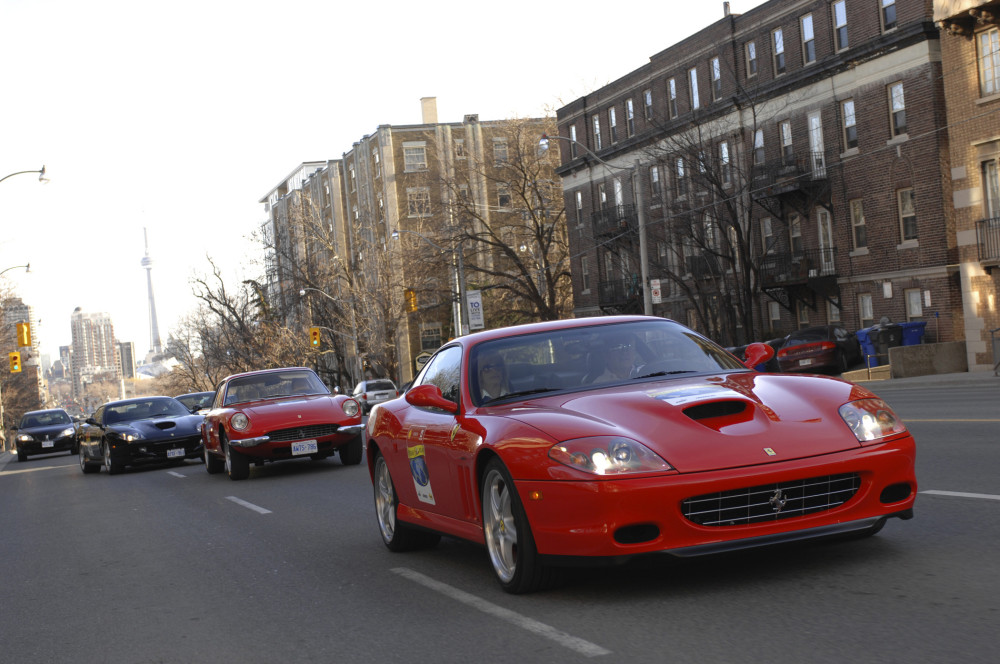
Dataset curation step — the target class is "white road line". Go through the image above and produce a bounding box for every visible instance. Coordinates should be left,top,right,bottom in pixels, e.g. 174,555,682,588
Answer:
392,567,611,658
921,490,1000,501
0,465,68,476
167,471,186,478
226,496,272,514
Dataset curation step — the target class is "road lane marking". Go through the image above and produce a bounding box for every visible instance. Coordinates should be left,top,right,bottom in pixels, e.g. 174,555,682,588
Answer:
226,496,272,514
0,465,69,476
392,567,611,658
921,490,1000,501
167,471,186,478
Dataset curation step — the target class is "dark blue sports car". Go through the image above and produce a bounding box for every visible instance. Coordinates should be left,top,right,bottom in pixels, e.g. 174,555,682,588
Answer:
78,396,204,475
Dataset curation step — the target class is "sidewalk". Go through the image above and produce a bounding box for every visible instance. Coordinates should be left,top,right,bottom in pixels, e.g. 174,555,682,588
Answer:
848,368,1000,389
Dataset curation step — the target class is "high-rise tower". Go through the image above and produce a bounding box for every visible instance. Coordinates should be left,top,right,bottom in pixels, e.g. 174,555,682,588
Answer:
142,228,162,356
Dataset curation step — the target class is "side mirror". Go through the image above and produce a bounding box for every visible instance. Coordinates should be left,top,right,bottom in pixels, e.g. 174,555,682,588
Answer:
743,342,775,370
405,384,458,414
86,417,98,426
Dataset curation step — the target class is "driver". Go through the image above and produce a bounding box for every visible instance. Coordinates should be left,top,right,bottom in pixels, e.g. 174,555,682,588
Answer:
594,333,637,383
478,351,510,402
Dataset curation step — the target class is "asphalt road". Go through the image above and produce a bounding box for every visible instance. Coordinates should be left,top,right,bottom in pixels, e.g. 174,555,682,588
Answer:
1,379,997,663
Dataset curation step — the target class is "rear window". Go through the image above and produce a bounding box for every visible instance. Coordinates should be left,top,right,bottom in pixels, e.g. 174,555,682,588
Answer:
367,380,396,391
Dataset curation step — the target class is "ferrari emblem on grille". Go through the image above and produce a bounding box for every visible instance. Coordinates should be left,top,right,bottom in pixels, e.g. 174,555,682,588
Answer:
764,447,776,456
769,488,788,513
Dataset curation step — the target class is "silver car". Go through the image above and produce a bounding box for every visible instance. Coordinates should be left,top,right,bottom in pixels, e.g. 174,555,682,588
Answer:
352,379,398,414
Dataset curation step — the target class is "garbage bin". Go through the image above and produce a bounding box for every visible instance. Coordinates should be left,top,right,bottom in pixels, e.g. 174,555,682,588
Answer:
874,323,903,362
856,327,879,367
898,321,927,346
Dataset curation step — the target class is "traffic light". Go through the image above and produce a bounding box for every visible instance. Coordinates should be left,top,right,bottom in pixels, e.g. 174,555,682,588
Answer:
16,322,31,347
404,288,417,312
309,326,321,347
9,351,21,373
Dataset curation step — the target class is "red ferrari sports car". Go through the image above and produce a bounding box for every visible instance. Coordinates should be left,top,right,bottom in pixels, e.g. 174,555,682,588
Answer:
201,367,364,480
367,316,916,593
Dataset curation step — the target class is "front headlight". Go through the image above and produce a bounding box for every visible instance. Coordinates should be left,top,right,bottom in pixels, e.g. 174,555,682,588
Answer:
231,412,250,431
116,430,143,442
839,399,908,443
549,436,673,475
60,427,76,438
342,398,360,418
17,434,34,443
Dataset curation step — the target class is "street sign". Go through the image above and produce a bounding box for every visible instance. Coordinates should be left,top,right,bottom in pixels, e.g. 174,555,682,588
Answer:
466,290,484,330
415,351,433,370
650,279,662,304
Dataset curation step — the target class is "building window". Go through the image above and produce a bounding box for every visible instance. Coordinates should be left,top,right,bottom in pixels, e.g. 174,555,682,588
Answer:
668,78,678,118
626,98,635,137
859,293,874,328
801,14,816,64
850,198,867,248
720,141,731,185
454,139,465,160
979,28,1000,97
746,40,758,77
898,188,917,240
881,0,896,32
575,191,584,225
828,300,841,323
407,187,431,217
889,82,906,136
581,256,590,292
983,160,1000,218
688,67,700,110
373,148,381,177
772,28,786,75
675,158,687,197
609,107,618,144
832,1,848,51
650,165,662,198
403,143,427,172
493,138,509,165
762,217,774,254
768,300,781,333
593,115,602,151
710,57,722,101
598,183,607,209
349,165,356,192
789,215,803,257
905,288,923,321
497,184,511,210
643,89,653,120
753,129,765,165
796,302,809,329
779,121,793,165
842,99,858,150
569,125,578,158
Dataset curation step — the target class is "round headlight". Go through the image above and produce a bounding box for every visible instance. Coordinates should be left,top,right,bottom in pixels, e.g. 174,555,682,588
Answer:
342,398,360,418
231,413,250,431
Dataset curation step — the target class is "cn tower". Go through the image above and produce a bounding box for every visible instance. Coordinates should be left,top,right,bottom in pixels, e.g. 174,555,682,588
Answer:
142,227,163,356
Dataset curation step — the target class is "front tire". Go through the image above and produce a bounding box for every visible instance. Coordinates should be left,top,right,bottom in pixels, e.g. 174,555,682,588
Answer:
103,440,124,475
482,458,553,594
223,434,249,481
373,451,440,552
339,435,364,465
204,443,224,474
16,448,27,462
79,447,100,474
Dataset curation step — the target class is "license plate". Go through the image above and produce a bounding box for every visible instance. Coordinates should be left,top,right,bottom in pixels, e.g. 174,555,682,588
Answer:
43,440,54,448
799,359,813,366
167,448,185,459
291,440,318,456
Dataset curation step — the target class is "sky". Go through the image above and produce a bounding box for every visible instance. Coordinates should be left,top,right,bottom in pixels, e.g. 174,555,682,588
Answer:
1,0,767,362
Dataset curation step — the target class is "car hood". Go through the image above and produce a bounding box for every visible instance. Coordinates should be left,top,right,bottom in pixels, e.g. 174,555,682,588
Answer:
112,415,204,436
18,424,75,438
493,372,873,473
237,395,346,422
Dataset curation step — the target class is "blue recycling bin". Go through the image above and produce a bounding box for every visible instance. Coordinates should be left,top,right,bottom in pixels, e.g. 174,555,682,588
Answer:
898,321,927,346
856,327,879,367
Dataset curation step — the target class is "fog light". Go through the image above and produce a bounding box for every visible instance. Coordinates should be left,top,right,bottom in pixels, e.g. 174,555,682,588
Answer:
880,483,912,504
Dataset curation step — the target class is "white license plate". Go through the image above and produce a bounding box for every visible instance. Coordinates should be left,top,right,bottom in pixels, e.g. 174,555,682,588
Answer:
799,359,813,366
167,448,185,459
42,440,54,448
291,440,318,456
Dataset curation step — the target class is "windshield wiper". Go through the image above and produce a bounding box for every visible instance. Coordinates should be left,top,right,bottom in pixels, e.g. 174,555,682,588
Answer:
486,387,560,402
632,370,697,379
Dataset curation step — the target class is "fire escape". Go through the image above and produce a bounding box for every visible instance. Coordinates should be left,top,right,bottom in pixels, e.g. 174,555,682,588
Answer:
593,203,643,314
752,149,843,314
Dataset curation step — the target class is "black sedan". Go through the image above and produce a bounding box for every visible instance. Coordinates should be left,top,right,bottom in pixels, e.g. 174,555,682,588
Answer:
78,397,205,475
12,409,79,462
776,324,862,374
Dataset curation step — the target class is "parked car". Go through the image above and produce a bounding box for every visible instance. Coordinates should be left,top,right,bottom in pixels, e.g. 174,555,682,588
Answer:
201,367,364,480
367,315,917,593
776,324,862,374
12,408,78,461
175,391,215,414
725,338,784,372
78,397,205,475
352,379,399,414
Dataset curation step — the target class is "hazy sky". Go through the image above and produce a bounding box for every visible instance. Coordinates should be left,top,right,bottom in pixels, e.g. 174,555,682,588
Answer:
1,0,766,361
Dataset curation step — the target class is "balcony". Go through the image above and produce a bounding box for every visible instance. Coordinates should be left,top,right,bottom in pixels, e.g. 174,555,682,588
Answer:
591,204,637,237
752,150,830,201
598,276,642,314
977,217,1000,264
760,248,837,286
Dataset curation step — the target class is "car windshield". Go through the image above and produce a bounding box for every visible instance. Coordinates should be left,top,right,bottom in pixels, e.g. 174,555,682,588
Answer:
21,411,72,428
469,319,745,406
224,370,329,405
366,380,396,391
784,328,831,347
104,399,191,424
177,393,213,409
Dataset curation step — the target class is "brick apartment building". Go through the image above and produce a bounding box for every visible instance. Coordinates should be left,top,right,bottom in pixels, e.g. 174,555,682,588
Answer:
935,0,1000,371
555,0,964,357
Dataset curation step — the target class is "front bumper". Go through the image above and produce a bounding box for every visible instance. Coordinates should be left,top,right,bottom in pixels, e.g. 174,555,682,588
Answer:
517,434,917,560
109,435,203,464
229,424,363,459
17,436,75,456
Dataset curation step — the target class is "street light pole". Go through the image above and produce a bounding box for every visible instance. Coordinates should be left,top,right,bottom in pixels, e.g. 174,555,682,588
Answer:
0,166,48,185
539,135,652,316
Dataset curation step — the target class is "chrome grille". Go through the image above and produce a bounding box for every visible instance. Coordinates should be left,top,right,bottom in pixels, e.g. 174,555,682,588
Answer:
682,473,861,526
266,424,340,442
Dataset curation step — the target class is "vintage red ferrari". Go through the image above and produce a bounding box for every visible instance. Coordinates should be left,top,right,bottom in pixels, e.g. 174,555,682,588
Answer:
367,316,916,593
201,367,364,480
